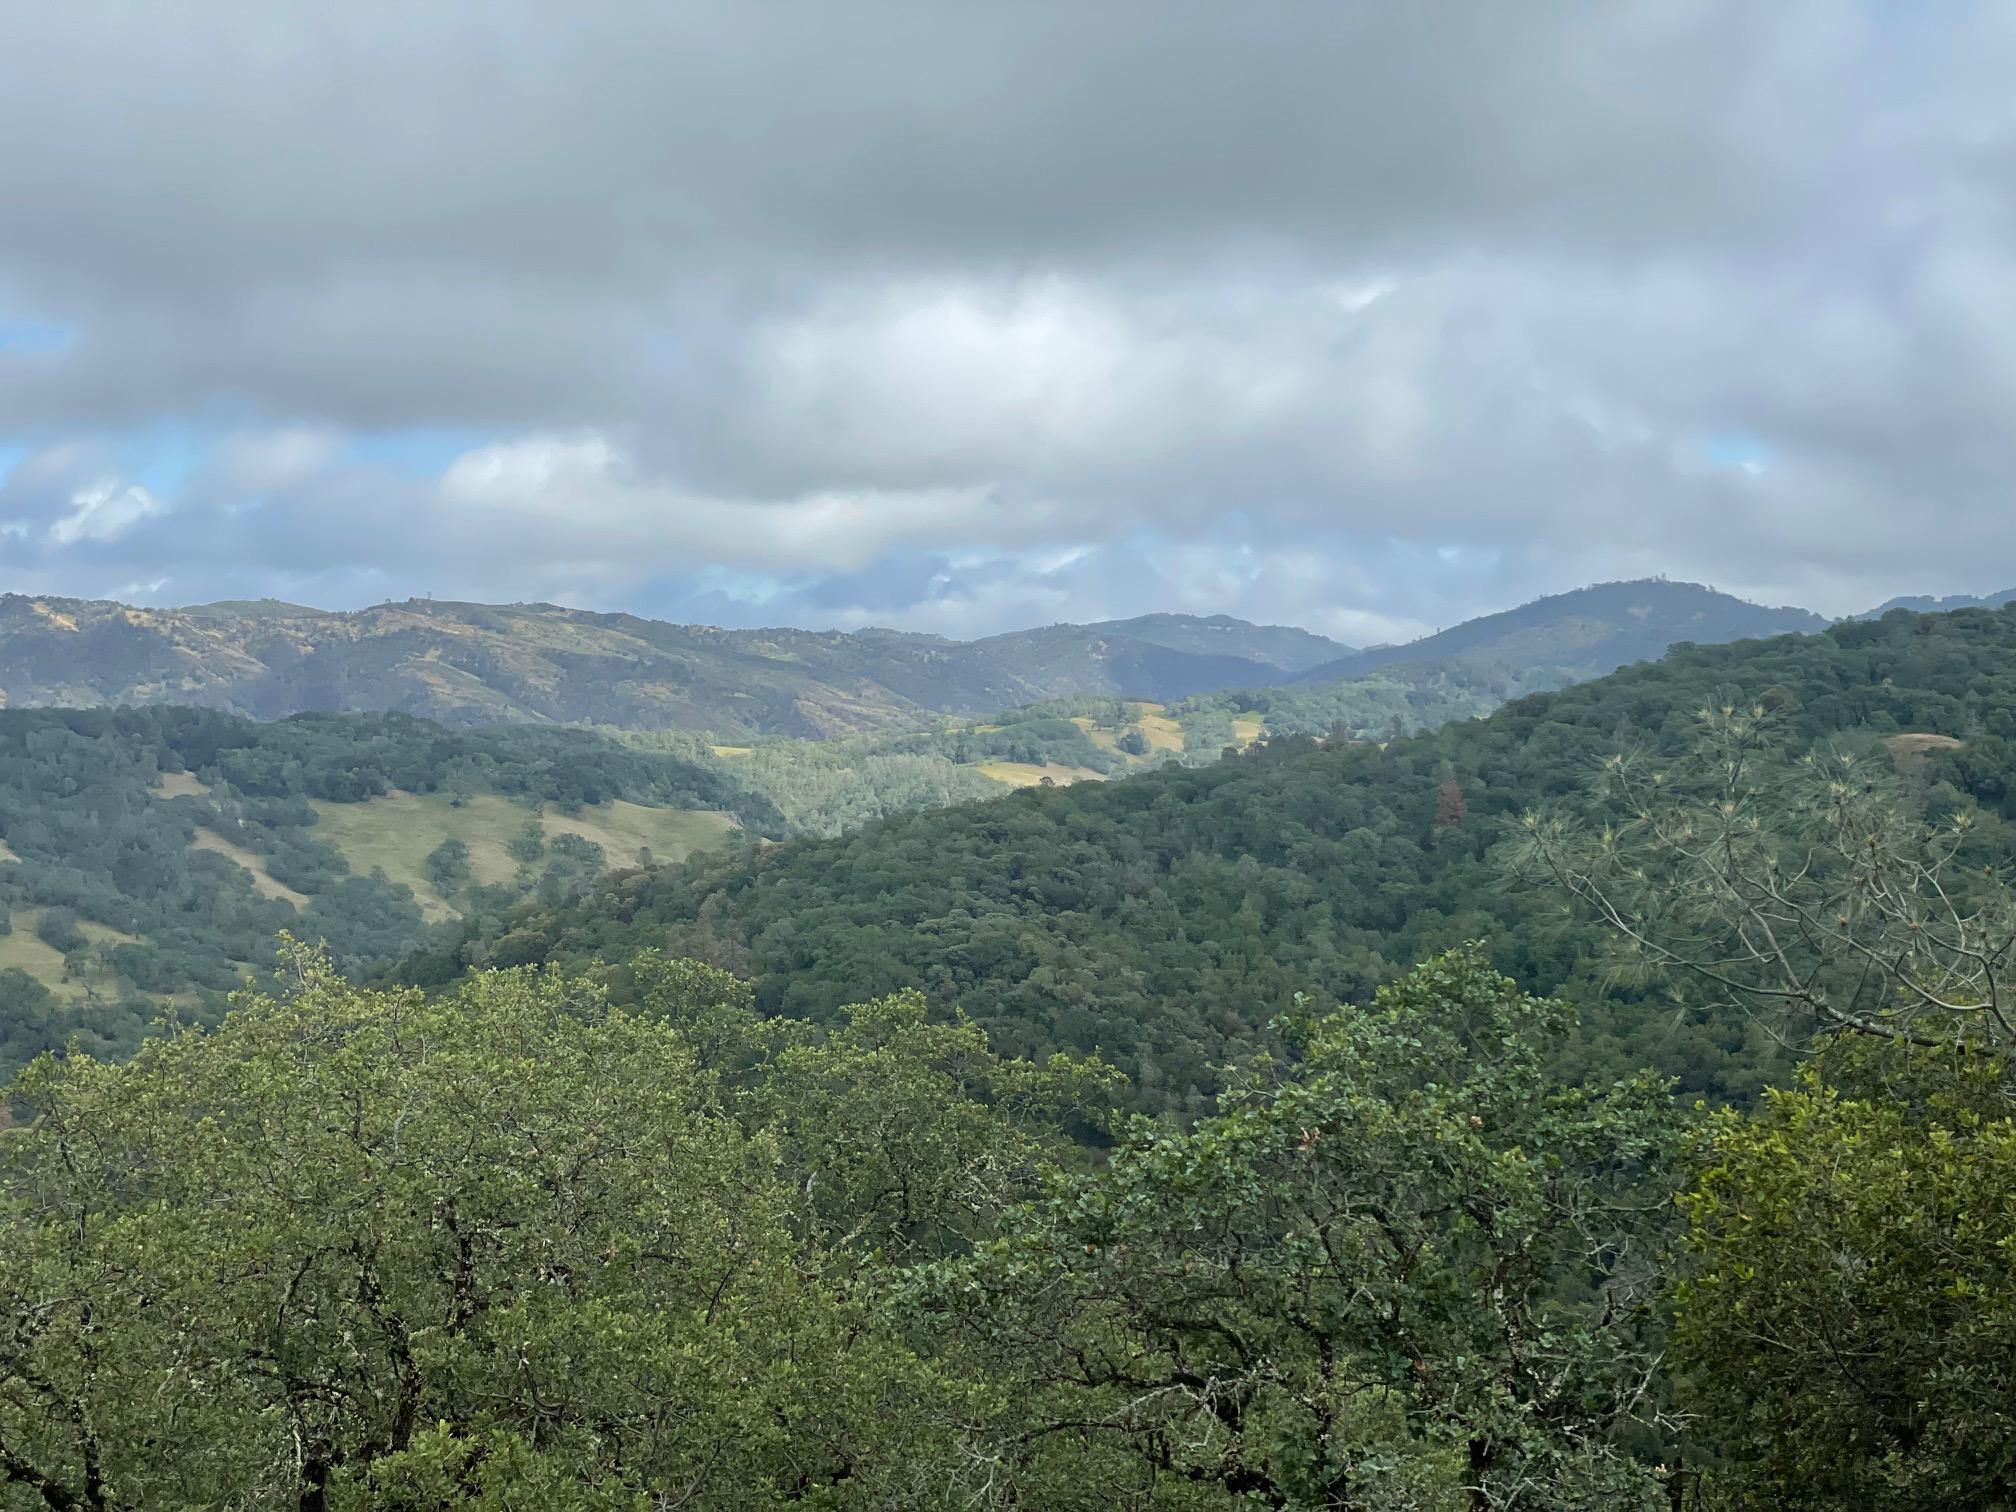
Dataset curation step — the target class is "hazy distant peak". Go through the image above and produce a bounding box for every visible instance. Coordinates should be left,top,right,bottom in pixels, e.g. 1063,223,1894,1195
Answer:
1292,579,1830,687
1857,588,2016,619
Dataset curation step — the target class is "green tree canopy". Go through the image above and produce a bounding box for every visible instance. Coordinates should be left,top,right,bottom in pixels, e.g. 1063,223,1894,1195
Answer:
1675,1038,2016,1511
0,944,1108,1509
907,948,1697,1510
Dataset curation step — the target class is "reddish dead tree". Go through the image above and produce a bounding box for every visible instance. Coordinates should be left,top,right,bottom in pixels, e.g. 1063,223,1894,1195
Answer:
1434,769,1468,831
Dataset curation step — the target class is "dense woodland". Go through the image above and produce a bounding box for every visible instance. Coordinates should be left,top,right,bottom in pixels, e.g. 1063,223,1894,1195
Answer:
4,607,2016,1506
0,661,1520,1076
426,608,2016,1117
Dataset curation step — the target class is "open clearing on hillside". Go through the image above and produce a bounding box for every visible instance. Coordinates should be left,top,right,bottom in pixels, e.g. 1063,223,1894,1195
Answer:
1885,731,1964,757
1231,715,1264,744
0,923,75,994
1071,716,1121,753
1068,702,1187,763
975,760,1106,788
1884,731,1965,776
1136,705,1186,753
150,772,209,799
308,792,739,917
0,909,144,1000
191,827,311,907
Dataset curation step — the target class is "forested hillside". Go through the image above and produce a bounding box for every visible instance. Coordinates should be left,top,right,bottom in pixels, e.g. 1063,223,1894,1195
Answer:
425,607,2016,1117
0,709,767,1071
640,660,1519,834
0,658,1518,1066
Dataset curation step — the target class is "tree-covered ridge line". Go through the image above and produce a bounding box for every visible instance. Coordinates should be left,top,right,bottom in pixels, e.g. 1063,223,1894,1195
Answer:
424,606,2016,1118
1289,575,1828,685
0,651,1546,1070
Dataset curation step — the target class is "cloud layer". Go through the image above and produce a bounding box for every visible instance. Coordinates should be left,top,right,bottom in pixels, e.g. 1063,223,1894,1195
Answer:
2,1,2013,637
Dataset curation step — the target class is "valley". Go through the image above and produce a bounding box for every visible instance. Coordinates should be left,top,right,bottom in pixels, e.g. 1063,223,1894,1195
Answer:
5,14,2001,1500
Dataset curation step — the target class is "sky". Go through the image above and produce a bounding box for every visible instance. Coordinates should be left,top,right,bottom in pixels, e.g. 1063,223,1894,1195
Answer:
1,2,2014,645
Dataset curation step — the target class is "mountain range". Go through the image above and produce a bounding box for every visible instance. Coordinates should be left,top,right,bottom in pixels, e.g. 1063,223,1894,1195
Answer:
0,596,1352,740
1857,587,2016,618
0,578,1980,739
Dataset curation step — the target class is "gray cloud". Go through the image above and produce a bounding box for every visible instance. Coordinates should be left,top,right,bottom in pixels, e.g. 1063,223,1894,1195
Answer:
1,1,2014,634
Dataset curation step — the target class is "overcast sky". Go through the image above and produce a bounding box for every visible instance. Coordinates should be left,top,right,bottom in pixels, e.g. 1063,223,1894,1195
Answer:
1,2,2012,643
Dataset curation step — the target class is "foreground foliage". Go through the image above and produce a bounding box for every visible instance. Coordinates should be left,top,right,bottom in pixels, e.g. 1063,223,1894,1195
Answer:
7,940,2014,1507
906,949,1696,1509
1,951,938,1506
1677,1039,2016,1510
1518,702,2016,1053
3,947,1713,1510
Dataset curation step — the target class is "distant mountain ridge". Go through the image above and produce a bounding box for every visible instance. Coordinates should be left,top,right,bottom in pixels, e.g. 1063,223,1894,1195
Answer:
0,595,1353,740
1292,580,1831,686
0,579,1880,739
1857,588,2016,619
1060,613,1349,674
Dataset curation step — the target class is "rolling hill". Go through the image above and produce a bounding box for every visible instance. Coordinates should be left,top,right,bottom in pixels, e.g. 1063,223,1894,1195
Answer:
0,708,772,1073
1293,579,1830,685
0,595,1354,739
423,605,2016,1117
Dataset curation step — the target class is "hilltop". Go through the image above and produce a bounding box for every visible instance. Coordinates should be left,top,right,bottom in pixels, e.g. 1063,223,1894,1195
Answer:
0,595,1353,739
1293,578,1828,685
0,581,1848,740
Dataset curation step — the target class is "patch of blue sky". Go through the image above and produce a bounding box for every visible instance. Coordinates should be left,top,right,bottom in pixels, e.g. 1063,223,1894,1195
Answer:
0,318,75,355
689,565,790,605
114,426,207,496
1697,432,1773,473
343,427,495,477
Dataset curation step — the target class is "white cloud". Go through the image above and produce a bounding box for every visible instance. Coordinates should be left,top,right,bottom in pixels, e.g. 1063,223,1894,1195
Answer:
47,479,163,545
436,433,1056,573
2,3,2015,630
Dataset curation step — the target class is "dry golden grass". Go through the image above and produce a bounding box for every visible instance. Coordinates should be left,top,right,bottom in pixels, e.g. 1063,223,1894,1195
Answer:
974,760,1106,788
0,909,144,999
1884,732,1964,775
307,792,739,920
